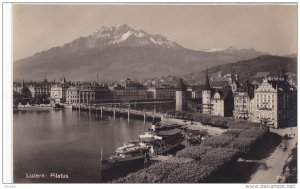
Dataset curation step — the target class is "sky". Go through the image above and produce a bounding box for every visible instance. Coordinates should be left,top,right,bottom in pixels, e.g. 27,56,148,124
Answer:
13,4,297,61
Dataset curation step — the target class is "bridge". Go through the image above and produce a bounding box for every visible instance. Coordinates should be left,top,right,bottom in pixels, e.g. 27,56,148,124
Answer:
89,99,175,106
72,104,165,121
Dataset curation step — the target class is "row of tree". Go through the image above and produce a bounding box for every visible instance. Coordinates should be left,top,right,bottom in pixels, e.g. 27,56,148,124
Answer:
13,90,50,106
113,114,268,183
167,110,262,129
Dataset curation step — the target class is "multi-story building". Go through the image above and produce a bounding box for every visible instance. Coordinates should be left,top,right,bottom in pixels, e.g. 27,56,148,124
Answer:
210,86,234,117
249,75,295,128
202,71,234,117
51,85,63,103
187,85,202,99
233,80,255,120
112,79,147,100
66,86,79,104
50,76,69,103
34,76,51,98
78,83,113,104
147,86,176,100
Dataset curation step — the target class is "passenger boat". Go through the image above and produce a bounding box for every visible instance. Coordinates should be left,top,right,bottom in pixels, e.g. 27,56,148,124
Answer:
140,128,184,155
101,122,184,171
101,141,150,171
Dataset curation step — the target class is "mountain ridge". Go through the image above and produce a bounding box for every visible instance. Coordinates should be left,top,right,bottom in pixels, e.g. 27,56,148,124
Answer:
14,24,269,81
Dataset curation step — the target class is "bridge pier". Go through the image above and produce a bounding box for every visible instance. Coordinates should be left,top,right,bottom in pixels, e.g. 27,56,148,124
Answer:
113,108,116,119
127,109,130,122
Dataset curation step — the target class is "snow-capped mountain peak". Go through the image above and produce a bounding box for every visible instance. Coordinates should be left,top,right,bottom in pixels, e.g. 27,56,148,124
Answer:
201,48,225,52
90,24,182,49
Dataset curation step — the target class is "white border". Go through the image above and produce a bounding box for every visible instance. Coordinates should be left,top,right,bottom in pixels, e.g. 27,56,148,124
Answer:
2,2,13,184
1,1,299,189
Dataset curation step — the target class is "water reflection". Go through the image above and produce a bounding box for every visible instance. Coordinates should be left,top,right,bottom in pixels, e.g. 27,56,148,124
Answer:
13,109,155,183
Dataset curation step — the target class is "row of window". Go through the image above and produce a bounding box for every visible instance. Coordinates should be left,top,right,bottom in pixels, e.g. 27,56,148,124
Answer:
256,94,275,99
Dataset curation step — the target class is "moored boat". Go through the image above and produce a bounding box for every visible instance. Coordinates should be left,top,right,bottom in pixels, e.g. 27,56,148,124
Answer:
101,122,184,172
53,103,65,110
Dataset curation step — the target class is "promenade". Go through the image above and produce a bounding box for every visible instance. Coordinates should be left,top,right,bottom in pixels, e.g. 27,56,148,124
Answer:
248,127,297,183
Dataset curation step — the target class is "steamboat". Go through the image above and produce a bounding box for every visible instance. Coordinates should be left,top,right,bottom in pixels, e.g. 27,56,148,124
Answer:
101,122,184,171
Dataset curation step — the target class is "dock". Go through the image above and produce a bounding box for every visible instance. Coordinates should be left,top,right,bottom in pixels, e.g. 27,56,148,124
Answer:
150,155,172,162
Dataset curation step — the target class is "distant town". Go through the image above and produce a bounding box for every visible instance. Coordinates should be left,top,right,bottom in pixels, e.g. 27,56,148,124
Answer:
13,69,297,129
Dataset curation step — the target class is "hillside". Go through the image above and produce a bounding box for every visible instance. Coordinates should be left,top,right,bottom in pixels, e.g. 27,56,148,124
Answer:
203,55,297,81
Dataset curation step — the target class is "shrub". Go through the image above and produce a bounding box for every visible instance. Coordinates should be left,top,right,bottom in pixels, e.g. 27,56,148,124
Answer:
224,128,244,138
177,146,212,160
112,157,215,183
161,161,216,183
229,137,256,154
199,147,239,166
238,127,267,140
201,135,235,148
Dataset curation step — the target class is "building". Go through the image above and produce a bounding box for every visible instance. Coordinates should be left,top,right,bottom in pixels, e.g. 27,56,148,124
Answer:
66,86,79,104
50,76,70,103
112,79,147,101
210,86,234,117
202,71,213,114
202,71,234,117
78,83,113,104
34,76,51,98
186,85,202,99
249,75,295,128
51,85,63,103
147,86,176,100
176,79,187,111
233,80,255,120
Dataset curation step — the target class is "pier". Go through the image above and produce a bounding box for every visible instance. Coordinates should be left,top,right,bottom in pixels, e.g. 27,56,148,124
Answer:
72,104,165,121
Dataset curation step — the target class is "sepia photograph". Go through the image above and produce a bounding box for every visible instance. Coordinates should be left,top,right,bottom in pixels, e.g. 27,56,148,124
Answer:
6,2,298,185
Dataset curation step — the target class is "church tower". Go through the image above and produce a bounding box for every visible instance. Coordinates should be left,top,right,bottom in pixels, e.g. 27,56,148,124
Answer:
176,79,187,111
232,73,240,93
202,70,212,114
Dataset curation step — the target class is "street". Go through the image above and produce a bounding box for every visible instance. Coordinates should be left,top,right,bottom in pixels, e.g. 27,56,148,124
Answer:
248,127,297,183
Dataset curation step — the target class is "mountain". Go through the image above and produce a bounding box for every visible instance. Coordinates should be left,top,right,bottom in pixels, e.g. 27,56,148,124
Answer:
202,55,297,82
14,24,267,81
201,46,267,58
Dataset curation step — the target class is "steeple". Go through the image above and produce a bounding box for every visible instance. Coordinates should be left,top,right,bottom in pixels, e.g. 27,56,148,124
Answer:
203,69,211,90
63,75,66,83
21,79,25,88
43,74,48,82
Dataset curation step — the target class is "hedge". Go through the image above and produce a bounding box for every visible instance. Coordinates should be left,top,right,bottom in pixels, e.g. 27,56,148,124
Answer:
177,146,212,160
114,114,268,183
167,111,263,130
201,135,235,148
112,157,215,183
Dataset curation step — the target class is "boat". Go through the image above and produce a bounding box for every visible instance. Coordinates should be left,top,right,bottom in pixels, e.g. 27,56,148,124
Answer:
101,123,184,171
101,141,150,171
53,103,65,110
152,121,183,131
63,103,72,109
